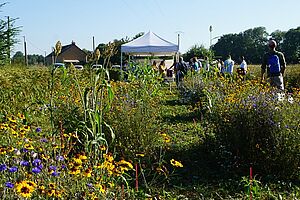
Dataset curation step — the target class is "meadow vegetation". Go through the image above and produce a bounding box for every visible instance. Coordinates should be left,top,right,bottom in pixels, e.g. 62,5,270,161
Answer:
0,63,299,199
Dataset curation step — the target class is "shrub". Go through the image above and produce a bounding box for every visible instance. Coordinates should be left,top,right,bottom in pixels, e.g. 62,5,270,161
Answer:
182,73,300,179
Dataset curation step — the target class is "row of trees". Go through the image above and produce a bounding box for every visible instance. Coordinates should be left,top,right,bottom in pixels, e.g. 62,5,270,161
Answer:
211,26,300,64
0,2,20,66
12,51,44,65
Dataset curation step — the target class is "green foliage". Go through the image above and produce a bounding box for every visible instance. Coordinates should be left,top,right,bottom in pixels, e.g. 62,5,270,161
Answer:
211,26,300,64
107,61,163,158
183,44,214,61
212,27,268,63
0,4,20,65
181,70,300,179
282,27,300,64
0,64,299,198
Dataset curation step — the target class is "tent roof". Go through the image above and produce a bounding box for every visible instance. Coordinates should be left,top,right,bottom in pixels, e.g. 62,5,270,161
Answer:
121,31,179,56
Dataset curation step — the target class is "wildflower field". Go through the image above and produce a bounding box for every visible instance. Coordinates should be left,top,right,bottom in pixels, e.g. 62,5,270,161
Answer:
0,63,300,199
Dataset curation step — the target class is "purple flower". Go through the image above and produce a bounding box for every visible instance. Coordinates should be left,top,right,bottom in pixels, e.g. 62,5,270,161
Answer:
0,164,7,171
49,165,57,171
51,171,60,177
20,160,30,167
9,166,18,173
87,183,93,188
40,138,48,143
32,167,41,174
35,127,42,133
61,165,66,169
5,182,14,188
56,155,64,161
33,159,41,167
21,148,29,153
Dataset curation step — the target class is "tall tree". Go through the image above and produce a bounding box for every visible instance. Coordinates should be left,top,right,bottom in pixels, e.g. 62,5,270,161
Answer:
0,3,21,65
282,27,300,64
12,50,24,64
270,30,286,52
183,44,214,62
212,27,268,64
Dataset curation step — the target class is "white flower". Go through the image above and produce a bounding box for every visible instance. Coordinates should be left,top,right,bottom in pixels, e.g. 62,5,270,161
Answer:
287,96,294,104
277,93,285,102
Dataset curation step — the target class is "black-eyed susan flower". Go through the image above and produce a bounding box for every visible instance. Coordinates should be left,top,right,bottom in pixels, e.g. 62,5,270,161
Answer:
24,144,34,150
69,166,80,175
116,160,133,170
99,145,106,151
15,181,35,198
95,183,106,194
7,116,17,123
17,113,25,120
22,125,30,132
7,147,14,152
0,147,6,155
83,168,92,177
48,183,55,189
170,159,183,168
38,185,46,194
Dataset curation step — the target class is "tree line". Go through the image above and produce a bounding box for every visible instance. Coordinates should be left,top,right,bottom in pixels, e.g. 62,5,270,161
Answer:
211,26,300,64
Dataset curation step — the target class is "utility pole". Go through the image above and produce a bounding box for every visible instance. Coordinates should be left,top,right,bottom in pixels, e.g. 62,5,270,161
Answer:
92,36,95,52
23,36,28,66
6,16,10,64
44,51,46,66
209,25,213,49
175,31,184,54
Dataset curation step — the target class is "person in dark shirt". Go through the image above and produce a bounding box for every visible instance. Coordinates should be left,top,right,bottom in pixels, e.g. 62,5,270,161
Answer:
261,39,286,91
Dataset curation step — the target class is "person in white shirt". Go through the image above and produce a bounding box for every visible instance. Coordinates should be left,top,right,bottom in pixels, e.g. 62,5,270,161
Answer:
224,55,235,74
238,56,247,75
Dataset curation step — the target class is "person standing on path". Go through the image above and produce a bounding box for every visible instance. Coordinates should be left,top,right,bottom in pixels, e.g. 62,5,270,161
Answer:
261,39,286,91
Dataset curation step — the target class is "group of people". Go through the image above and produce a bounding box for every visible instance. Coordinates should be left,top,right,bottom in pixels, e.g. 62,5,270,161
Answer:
150,39,286,91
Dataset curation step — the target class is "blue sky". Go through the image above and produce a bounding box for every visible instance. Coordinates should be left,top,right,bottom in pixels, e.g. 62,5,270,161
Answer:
3,0,300,55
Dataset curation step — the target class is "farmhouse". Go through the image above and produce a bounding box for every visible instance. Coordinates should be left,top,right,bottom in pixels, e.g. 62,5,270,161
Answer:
45,41,88,65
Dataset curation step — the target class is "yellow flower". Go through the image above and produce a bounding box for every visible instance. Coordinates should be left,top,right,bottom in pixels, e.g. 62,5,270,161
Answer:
99,145,106,151
7,116,17,123
73,158,83,165
95,183,106,194
117,160,133,170
18,113,25,120
108,182,114,188
161,133,171,143
136,153,145,157
48,183,55,189
15,181,36,198
22,125,30,132
26,181,37,188
0,123,8,130
69,167,81,175
0,147,6,155
47,189,55,197
103,153,114,163
24,144,34,150
170,159,183,168
10,129,18,137
83,168,92,177
7,146,14,152
79,155,87,160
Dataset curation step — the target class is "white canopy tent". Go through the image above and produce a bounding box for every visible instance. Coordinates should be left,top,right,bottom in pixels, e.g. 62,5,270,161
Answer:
120,31,179,69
